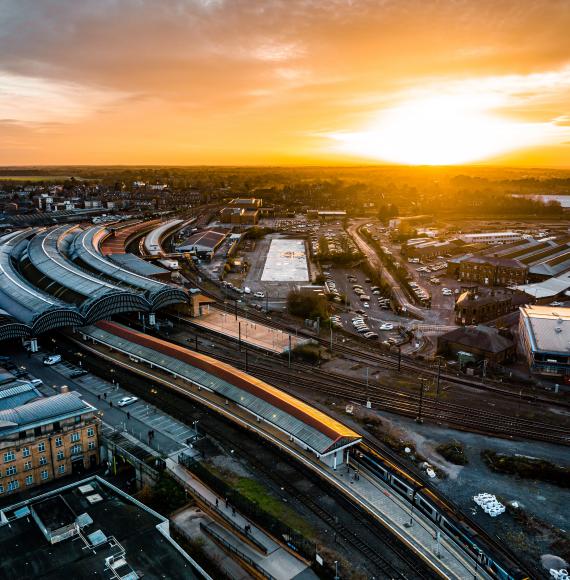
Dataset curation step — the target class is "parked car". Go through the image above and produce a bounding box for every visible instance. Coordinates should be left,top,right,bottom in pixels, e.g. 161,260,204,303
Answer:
379,323,394,331
117,396,139,407
43,354,62,366
254,291,265,299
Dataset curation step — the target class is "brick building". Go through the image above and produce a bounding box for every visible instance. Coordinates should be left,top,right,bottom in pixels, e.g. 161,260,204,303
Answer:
0,392,100,497
219,206,259,225
220,198,262,225
454,288,513,325
437,325,516,366
447,255,528,286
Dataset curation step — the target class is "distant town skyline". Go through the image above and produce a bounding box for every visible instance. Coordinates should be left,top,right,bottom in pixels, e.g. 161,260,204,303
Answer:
1,0,570,167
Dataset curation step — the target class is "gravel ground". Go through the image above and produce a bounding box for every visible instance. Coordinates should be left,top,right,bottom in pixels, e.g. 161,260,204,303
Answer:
338,406,570,576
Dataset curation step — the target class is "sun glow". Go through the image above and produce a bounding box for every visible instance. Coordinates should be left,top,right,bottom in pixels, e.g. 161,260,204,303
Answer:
327,94,554,165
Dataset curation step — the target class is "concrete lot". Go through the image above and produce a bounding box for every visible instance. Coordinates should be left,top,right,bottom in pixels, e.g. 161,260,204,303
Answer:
261,238,309,282
189,308,304,353
243,233,315,300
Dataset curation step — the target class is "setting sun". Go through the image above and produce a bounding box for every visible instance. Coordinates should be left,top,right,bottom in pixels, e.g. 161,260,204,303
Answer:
327,93,556,165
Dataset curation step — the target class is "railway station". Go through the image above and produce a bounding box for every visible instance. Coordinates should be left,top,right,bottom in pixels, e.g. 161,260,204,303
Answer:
0,226,189,344
79,321,362,468
99,218,160,255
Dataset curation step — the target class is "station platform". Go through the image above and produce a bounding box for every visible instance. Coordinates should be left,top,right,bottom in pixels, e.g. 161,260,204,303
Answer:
332,462,488,579
182,309,305,354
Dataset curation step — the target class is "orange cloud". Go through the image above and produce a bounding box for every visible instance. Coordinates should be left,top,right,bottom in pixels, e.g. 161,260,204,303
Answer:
0,0,569,165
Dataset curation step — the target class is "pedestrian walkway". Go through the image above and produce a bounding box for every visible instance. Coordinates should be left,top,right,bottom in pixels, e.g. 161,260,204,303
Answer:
40,356,195,455
167,458,317,580
172,506,252,580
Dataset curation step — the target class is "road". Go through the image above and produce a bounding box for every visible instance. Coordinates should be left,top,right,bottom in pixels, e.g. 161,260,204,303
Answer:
346,220,425,319
14,352,192,457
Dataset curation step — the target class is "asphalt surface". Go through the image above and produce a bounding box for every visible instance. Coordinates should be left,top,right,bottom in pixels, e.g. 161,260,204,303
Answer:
11,350,190,457
346,219,426,319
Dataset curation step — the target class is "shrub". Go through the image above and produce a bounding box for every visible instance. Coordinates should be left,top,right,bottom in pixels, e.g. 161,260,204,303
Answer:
481,450,569,487
436,441,468,465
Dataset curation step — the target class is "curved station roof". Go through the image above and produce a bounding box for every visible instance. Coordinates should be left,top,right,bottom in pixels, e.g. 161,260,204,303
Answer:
143,219,184,256
100,219,161,255
0,225,188,341
86,321,361,457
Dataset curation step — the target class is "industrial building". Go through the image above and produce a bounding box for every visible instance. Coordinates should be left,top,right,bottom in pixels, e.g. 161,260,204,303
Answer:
519,305,570,378
457,231,527,245
515,272,570,303
219,198,262,226
402,238,466,260
175,229,228,260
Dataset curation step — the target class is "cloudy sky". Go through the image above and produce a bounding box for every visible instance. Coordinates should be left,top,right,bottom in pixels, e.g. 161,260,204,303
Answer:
1,0,569,166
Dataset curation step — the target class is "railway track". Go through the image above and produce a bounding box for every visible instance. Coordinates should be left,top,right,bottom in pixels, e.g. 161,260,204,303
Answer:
178,273,569,409
161,328,570,445
203,412,435,579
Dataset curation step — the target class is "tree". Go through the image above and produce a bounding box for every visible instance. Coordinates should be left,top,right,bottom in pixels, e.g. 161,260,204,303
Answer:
287,290,328,320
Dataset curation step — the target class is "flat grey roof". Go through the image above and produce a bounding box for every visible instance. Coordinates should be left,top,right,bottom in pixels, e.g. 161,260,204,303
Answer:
0,476,207,580
108,253,169,277
0,392,94,435
520,305,570,354
0,382,41,411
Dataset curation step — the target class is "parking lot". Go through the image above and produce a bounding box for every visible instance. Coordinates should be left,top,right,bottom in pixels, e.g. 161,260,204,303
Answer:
325,267,409,343
402,257,462,324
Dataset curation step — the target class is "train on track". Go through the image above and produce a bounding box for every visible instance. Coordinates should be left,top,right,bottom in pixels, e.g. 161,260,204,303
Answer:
352,444,531,580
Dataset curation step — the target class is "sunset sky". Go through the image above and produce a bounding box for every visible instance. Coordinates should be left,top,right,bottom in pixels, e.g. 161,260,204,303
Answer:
1,0,570,167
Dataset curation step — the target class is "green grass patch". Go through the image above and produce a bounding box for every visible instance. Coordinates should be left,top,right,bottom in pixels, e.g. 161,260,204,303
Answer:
234,477,314,537
203,462,314,537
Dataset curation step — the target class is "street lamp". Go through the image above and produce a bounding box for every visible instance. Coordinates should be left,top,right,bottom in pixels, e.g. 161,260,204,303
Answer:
404,488,418,528
416,378,427,423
